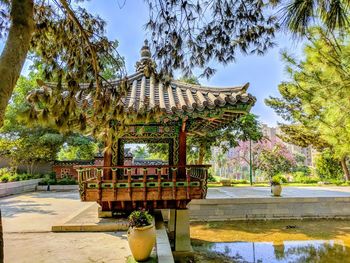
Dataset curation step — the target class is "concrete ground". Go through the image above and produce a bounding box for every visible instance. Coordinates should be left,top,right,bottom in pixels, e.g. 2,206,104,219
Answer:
2,186,350,262
1,191,131,263
207,186,350,198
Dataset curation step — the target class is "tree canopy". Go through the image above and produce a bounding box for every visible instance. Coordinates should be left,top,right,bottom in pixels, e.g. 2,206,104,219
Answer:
280,0,350,35
266,27,350,180
57,135,99,161
0,70,100,172
0,0,280,130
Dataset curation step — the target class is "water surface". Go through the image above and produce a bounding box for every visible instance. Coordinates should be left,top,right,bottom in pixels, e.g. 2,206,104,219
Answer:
191,220,350,262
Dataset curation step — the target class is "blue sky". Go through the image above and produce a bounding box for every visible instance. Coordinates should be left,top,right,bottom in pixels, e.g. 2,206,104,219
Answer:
16,1,305,126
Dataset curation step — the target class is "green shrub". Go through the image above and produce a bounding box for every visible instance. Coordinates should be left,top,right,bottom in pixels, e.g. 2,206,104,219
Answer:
0,174,10,183
290,171,320,184
231,179,249,184
0,170,45,183
207,170,216,182
39,173,55,185
47,172,57,180
301,178,319,184
0,168,11,176
292,166,311,175
314,150,343,181
220,179,232,186
57,176,77,185
0,168,12,182
273,174,287,183
8,174,19,182
39,174,77,185
39,177,56,185
322,179,344,186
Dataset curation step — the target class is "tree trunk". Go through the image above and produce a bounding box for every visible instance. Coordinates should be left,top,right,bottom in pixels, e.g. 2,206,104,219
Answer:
0,0,34,127
0,1,34,259
340,157,350,181
0,209,2,263
30,161,35,175
197,143,205,165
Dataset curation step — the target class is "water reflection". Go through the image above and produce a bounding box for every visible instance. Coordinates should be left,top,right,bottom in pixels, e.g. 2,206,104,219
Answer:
192,240,350,263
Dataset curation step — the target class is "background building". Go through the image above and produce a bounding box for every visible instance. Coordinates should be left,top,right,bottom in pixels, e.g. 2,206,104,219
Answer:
211,123,316,179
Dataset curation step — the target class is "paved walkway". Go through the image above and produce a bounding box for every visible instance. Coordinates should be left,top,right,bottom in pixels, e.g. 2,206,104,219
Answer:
1,191,131,263
207,186,350,199
2,187,350,262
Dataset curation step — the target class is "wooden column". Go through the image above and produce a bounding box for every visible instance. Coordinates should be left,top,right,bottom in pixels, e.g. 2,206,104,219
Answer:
104,149,112,180
178,121,187,178
102,148,113,214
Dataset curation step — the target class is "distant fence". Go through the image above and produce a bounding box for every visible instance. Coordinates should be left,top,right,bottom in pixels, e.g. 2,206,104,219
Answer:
0,179,41,197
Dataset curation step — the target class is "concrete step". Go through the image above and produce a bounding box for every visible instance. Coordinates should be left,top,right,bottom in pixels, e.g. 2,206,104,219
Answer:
52,203,128,232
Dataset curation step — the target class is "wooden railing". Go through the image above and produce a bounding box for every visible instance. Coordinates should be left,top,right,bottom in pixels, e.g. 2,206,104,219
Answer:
75,165,210,210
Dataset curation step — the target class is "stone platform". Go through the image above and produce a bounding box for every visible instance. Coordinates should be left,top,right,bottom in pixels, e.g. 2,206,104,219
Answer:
187,186,350,221
52,203,128,232
206,186,350,199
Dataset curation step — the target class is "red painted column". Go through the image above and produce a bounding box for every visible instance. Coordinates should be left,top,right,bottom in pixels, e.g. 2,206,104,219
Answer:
178,127,187,178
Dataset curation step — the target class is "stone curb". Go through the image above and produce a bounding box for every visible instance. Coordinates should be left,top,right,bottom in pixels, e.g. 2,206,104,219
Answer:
0,179,41,197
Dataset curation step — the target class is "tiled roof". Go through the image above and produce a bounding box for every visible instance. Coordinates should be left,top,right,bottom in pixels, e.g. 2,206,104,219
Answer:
38,70,254,115
133,159,167,166
30,41,256,134
53,160,94,166
116,72,254,115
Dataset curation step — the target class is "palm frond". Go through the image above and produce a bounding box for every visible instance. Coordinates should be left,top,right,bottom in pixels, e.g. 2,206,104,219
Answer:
320,0,349,31
280,0,316,35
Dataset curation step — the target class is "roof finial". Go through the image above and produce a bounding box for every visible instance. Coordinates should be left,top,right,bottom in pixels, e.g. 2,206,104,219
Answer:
140,40,151,60
136,40,156,74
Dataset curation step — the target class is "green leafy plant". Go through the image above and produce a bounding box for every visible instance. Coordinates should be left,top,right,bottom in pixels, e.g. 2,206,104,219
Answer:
207,170,216,182
274,174,287,183
39,173,77,185
231,179,249,185
57,176,77,185
0,174,9,183
271,176,282,186
128,209,153,228
220,179,232,186
292,171,319,184
0,168,44,183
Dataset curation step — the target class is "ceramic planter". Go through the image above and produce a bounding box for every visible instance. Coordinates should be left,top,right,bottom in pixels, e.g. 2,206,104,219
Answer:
127,224,156,261
271,184,282,196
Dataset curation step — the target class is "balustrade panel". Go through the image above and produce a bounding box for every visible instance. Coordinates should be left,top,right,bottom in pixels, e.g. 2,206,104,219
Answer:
74,164,210,207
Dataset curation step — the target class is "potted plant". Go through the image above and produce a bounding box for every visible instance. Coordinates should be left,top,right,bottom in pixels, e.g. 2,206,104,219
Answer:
271,176,282,196
127,209,156,261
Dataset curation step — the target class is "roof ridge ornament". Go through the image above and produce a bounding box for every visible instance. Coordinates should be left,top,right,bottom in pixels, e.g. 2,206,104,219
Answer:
136,40,157,76
140,40,151,60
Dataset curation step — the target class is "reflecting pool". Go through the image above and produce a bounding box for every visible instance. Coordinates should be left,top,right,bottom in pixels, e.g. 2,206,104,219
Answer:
190,220,350,262
192,240,350,262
